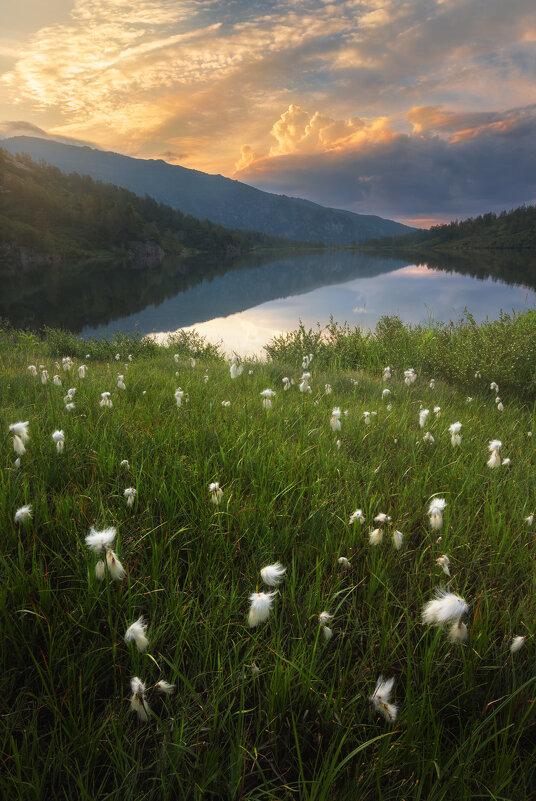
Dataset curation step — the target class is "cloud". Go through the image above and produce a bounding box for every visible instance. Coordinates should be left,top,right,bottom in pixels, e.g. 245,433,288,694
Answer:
0,119,95,146
237,104,536,219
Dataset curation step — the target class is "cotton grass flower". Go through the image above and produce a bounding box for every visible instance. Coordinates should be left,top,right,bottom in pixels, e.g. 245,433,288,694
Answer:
374,513,391,523
318,611,333,641
490,381,499,393
419,409,430,428
487,439,502,468
282,377,290,390
392,530,404,550
14,504,32,524
117,375,126,390
209,482,223,505
175,388,184,407
502,457,511,466
99,392,113,408
52,429,65,453
85,526,117,553
95,559,105,581
124,487,137,508
53,375,62,387
383,366,391,381
429,379,436,389
338,556,352,569
130,677,151,722
497,401,504,412
106,549,126,580
449,620,468,643
421,588,468,626
369,676,397,723
120,459,130,471
221,400,231,407
382,388,391,398
78,364,87,378
330,407,341,431
404,368,417,385
260,562,286,587
124,617,149,652
428,497,447,530
524,515,533,526
260,389,276,409
510,636,525,654
423,431,435,443
65,402,75,412
363,411,371,425
369,528,383,545
449,422,462,446
28,364,37,376
349,509,365,524
248,591,277,627
436,555,450,576
230,361,243,379
155,680,175,694
41,369,48,384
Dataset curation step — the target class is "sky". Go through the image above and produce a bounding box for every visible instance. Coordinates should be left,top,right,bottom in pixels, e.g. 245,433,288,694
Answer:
1,0,536,225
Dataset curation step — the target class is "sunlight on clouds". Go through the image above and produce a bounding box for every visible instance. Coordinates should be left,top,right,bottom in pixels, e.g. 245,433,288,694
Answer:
267,104,396,158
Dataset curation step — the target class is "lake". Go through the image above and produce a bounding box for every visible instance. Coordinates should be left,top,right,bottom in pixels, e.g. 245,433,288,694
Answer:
3,249,535,356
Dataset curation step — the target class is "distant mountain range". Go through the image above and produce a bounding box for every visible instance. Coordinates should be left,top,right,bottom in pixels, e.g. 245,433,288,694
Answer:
1,136,414,245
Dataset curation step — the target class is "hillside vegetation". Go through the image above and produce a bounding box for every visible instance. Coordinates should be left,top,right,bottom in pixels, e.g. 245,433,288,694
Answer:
367,204,536,253
0,147,306,268
2,315,536,800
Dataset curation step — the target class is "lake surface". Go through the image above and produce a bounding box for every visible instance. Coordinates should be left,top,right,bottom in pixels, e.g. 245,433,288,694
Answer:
3,249,535,356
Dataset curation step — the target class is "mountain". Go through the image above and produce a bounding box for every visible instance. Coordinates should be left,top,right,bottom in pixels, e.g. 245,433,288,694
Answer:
1,136,414,245
0,146,302,270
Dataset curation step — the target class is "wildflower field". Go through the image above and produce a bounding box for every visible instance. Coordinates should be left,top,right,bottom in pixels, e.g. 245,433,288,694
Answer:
2,315,536,800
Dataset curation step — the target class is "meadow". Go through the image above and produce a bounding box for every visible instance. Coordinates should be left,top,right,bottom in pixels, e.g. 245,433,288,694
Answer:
1,315,536,800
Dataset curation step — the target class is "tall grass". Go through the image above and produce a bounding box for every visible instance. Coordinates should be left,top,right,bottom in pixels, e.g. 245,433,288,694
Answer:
1,324,535,800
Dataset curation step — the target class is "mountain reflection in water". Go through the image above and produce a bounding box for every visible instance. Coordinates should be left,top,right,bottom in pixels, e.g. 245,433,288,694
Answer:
2,248,535,355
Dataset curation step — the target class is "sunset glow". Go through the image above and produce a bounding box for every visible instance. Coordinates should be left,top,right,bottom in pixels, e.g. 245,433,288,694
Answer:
2,0,536,220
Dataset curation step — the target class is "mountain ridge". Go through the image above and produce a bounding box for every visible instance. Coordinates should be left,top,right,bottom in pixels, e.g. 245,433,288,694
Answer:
1,136,415,245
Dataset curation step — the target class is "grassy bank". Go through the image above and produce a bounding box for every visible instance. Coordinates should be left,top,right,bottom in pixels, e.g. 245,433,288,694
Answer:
1,323,536,800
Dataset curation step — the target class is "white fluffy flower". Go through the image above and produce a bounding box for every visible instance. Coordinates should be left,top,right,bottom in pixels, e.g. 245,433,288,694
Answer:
14,504,32,524
428,497,447,530
260,562,286,587
221,400,231,407
338,556,352,569
392,530,404,550
117,375,126,390
9,421,30,443
28,364,37,376
436,555,450,576
318,611,332,626
449,422,462,447
369,528,383,545
524,514,533,526
155,680,176,694
52,429,65,453
106,549,126,580
497,402,504,412
383,366,391,381
95,559,105,581
404,368,417,385
282,377,290,390
85,526,117,552
422,588,468,626
490,381,499,393
130,677,150,721
429,379,436,389
510,636,525,654
78,364,87,378
363,411,371,425
419,409,429,428
449,620,468,643
12,434,26,456
65,402,75,412
374,513,391,523
41,369,48,384
99,392,113,408
423,431,435,443
349,509,365,524
175,388,184,407
120,459,130,471
230,361,243,379
124,487,137,508
248,591,277,627
125,617,149,652
369,676,397,723
260,389,276,409
382,388,391,398
209,482,223,505
53,375,62,387
330,407,342,431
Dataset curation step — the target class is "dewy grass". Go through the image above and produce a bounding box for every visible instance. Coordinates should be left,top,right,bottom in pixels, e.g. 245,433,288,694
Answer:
1,323,536,800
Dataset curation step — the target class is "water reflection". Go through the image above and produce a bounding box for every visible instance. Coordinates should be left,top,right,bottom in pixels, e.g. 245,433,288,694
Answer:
2,248,535,356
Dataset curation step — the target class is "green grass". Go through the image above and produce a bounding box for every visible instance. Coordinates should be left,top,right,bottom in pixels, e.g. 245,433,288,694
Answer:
1,325,536,800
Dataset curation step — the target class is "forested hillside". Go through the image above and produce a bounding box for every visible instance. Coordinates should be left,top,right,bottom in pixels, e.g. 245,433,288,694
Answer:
0,148,303,268
367,205,536,252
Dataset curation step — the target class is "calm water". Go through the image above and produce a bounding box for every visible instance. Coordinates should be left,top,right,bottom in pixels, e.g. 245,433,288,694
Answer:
3,250,535,356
